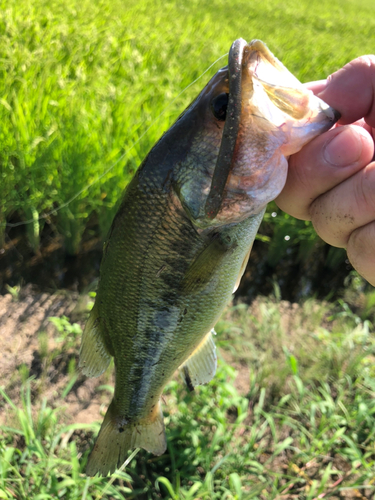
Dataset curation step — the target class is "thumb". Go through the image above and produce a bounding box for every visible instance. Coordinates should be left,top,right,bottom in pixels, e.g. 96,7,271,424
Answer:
276,124,374,220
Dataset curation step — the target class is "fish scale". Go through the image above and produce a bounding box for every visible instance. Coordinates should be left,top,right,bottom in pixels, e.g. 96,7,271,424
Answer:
79,38,339,476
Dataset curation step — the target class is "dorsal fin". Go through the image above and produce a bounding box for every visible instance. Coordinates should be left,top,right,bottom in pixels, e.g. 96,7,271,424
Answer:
79,305,112,377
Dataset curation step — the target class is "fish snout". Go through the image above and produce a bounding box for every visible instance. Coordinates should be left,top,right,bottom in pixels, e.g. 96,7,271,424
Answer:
320,103,341,123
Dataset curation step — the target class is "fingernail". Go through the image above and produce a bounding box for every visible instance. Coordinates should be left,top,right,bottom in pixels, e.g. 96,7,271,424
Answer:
324,127,363,167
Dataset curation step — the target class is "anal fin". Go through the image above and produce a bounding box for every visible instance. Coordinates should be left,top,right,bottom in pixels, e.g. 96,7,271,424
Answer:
181,234,236,295
79,305,111,378
180,329,217,389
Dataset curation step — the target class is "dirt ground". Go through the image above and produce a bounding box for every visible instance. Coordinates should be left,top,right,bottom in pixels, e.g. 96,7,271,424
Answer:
0,284,115,426
0,284,250,428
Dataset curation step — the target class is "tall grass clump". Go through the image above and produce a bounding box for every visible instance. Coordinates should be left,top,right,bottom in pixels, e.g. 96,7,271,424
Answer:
1,0,375,254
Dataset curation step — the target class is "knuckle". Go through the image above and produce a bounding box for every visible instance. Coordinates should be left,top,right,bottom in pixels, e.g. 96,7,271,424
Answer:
355,54,375,68
310,195,344,247
347,222,375,285
345,54,375,72
359,163,375,214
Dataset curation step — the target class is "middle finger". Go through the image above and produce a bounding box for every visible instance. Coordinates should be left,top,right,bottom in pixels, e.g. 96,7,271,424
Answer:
310,161,375,248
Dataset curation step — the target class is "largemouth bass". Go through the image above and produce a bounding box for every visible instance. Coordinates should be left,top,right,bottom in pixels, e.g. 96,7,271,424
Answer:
79,39,339,476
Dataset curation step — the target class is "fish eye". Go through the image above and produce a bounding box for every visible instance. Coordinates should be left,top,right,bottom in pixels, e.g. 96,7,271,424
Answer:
210,93,229,121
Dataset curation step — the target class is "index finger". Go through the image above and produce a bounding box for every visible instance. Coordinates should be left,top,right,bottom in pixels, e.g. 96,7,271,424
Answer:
305,78,375,139
306,56,375,127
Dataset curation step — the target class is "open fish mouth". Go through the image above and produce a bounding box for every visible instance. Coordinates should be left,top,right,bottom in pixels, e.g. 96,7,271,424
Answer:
244,39,339,126
204,38,340,225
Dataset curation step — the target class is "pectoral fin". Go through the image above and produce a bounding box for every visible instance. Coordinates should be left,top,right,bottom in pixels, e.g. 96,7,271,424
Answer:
79,305,111,377
182,233,236,294
180,330,217,390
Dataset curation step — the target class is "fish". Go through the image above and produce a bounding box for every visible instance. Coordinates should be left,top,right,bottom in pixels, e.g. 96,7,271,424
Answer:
79,38,339,476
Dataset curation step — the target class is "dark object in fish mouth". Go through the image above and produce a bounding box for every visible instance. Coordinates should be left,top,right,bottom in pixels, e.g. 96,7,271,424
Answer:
205,38,248,220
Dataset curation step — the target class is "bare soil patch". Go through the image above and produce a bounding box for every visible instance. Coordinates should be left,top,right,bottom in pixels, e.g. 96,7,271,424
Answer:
0,285,254,428
0,284,113,427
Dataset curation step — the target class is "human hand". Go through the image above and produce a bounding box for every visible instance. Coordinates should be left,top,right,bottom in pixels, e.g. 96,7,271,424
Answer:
276,56,375,286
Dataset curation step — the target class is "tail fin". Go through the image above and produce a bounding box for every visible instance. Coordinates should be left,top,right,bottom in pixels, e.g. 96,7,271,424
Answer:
86,399,166,476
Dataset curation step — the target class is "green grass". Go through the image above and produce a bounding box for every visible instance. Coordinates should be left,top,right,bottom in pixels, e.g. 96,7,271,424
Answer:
2,3,375,495
1,0,375,254
1,290,375,499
